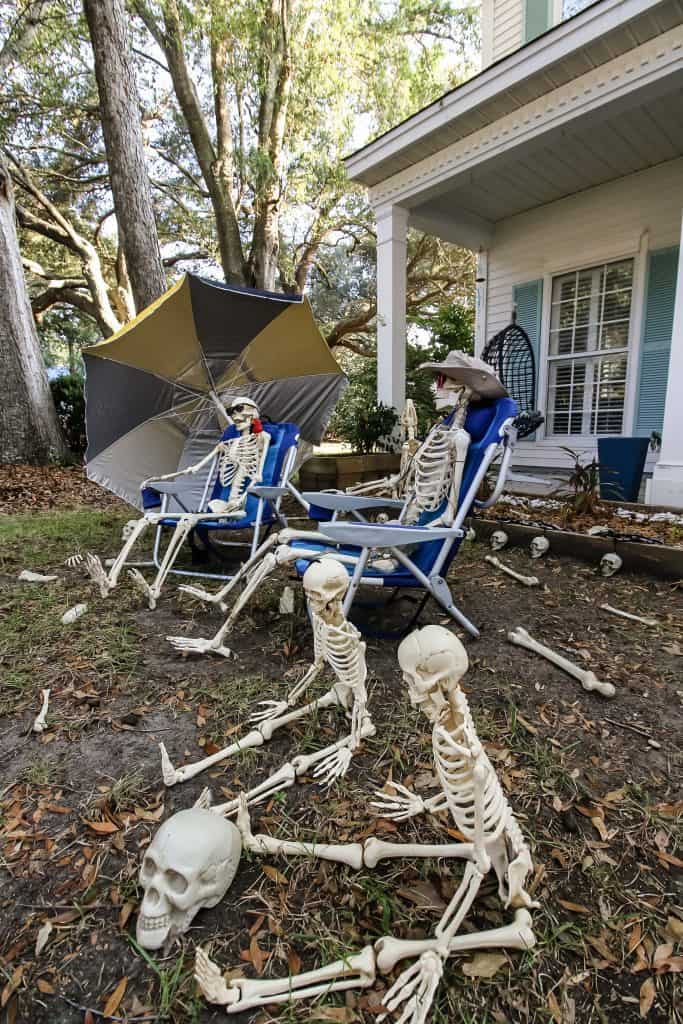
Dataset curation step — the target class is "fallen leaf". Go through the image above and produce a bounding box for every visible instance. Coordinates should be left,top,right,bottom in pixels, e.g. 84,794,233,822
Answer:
547,990,562,1024
657,851,683,869
35,921,52,956
397,881,446,910
558,900,591,915
103,975,127,1017
118,902,135,929
287,948,301,974
83,819,120,835
262,865,288,886
664,916,683,943
639,977,655,1017
35,979,55,994
627,923,642,955
310,1009,358,1022
462,952,507,978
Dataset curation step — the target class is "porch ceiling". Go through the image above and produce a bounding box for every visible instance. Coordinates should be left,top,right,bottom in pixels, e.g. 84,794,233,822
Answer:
408,82,683,245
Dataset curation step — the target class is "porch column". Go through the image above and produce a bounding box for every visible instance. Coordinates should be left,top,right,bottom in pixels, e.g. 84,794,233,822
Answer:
375,204,408,412
650,210,683,508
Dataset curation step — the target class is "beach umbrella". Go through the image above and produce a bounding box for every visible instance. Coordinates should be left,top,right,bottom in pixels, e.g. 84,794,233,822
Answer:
84,274,347,508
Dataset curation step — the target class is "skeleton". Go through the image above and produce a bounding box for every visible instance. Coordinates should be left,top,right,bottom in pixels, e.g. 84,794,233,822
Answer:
530,536,549,559
508,626,615,697
490,530,508,551
194,625,537,1020
61,602,87,624
160,557,375,790
136,807,242,949
348,398,421,499
32,689,50,733
485,555,540,587
85,398,270,609
18,570,58,583
599,553,623,577
169,351,507,657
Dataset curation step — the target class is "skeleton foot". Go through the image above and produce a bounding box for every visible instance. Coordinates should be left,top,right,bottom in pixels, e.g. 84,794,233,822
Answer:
178,583,223,605
159,742,181,786
84,553,113,598
377,951,443,1024
311,744,353,785
128,568,158,609
194,947,239,1007
166,634,233,659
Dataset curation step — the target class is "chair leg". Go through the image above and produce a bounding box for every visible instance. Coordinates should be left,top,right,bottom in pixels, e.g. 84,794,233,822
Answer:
429,575,480,638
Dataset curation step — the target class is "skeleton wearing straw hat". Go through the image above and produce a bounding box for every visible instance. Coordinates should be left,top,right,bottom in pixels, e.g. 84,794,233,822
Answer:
85,397,270,609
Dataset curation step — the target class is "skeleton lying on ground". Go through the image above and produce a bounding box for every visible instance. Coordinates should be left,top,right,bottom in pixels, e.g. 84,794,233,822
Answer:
194,624,538,1020
168,351,506,659
84,398,270,609
160,557,375,790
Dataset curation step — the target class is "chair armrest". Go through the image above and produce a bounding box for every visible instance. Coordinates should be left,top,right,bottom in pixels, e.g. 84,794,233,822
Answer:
248,485,289,500
318,522,463,548
301,492,405,513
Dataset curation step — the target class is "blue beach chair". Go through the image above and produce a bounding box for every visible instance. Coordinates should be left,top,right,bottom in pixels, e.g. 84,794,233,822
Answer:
288,395,520,638
144,421,301,584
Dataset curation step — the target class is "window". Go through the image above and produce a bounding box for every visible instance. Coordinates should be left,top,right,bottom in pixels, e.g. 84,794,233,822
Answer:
546,259,634,436
562,0,595,18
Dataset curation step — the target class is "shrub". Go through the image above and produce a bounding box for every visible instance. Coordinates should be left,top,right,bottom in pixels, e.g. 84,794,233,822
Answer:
50,373,86,454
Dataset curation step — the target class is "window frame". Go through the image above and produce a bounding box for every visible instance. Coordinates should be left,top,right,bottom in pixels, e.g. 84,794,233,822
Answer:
533,241,647,446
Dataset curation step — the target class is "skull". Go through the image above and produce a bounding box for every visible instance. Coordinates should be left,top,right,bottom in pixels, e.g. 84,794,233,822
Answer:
137,808,241,949
122,519,138,542
530,536,550,559
599,553,622,577
303,557,349,624
490,530,508,551
465,527,476,543
227,397,259,432
397,625,469,723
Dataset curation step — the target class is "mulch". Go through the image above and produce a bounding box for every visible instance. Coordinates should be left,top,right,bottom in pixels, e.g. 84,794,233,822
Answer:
0,465,128,514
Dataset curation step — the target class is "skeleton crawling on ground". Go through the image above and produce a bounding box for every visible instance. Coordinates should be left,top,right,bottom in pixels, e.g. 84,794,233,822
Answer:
84,397,270,609
159,557,375,792
168,351,507,658
193,624,538,1021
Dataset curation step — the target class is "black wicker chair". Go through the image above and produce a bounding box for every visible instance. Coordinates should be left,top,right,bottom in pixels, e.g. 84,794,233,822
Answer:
482,315,542,438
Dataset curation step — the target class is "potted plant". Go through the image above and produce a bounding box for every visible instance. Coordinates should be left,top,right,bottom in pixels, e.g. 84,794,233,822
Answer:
298,400,400,491
597,434,651,502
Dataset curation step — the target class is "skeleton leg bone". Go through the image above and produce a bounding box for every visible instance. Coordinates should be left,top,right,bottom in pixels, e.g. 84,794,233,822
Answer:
508,625,615,697
237,796,364,869
85,516,153,597
32,689,50,733
129,516,196,609
485,555,539,588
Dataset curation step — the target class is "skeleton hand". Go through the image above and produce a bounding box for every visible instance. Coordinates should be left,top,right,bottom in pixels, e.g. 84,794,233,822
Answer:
378,951,443,1024
194,947,238,1007
312,745,353,785
250,700,289,724
166,634,232,659
371,782,426,821
178,584,221,604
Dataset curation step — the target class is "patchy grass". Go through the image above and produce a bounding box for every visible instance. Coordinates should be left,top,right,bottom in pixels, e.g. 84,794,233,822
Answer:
0,507,681,1024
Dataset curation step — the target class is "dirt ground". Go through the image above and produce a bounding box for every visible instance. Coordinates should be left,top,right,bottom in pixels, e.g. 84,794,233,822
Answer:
0,490,681,1024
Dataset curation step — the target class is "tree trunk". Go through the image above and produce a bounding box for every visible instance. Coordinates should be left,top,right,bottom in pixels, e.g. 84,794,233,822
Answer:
0,156,67,464
84,0,166,313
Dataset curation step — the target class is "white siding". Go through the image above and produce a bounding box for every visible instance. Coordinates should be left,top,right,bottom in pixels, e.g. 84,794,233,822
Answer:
491,0,524,63
485,157,683,471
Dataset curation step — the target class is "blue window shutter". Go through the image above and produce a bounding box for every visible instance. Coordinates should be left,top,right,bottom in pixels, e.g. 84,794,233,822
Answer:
635,247,679,436
524,0,551,42
513,279,543,437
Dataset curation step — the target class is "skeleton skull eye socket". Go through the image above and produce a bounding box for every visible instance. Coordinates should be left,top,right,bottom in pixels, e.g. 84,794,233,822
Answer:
164,869,189,894
141,855,156,878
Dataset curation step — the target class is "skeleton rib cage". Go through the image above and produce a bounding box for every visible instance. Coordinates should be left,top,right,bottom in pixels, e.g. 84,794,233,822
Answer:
216,433,269,497
312,614,367,707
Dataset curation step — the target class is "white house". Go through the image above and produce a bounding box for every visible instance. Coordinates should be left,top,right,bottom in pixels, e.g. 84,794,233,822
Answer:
344,0,683,506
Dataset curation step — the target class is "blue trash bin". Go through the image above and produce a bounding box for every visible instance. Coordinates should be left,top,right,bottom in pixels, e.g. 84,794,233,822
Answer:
597,437,650,502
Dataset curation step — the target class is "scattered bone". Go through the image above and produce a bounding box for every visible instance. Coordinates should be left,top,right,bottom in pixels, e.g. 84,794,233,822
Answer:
32,689,50,733
508,626,615,698
485,555,539,587
278,585,295,614
588,526,610,536
599,553,622,577
648,738,662,750
490,530,508,551
61,603,87,625
529,536,549,559
600,604,658,627
18,570,58,583
465,527,476,542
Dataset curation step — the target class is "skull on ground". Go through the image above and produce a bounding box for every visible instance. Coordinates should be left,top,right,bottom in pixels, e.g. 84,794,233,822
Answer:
303,557,349,625
490,530,508,551
599,553,622,577
530,536,550,559
397,624,469,723
137,808,241,949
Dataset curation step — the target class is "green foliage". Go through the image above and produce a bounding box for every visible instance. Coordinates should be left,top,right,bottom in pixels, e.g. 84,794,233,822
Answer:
329,302,474,443
332,398,398,454
559,447,602,516
50,373,86,454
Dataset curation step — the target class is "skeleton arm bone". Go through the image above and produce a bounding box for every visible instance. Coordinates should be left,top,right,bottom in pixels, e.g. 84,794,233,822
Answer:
142,444,220,488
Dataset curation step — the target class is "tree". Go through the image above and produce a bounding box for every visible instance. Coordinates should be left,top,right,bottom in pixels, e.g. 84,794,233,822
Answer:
83,0,166,312
0,152,67,463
